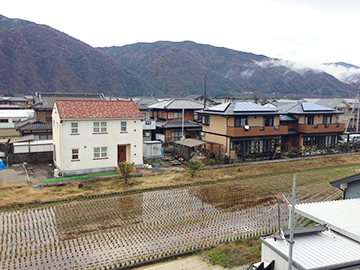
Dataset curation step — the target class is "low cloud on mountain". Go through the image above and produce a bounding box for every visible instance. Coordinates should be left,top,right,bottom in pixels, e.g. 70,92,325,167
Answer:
254,59,360,84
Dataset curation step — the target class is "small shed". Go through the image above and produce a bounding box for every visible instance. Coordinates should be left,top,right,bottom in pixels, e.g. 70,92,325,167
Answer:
174,138,207,160
143,141,163,159
330,172,360,199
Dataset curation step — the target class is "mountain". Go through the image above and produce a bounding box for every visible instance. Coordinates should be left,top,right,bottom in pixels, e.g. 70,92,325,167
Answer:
322,62,360,84
0,15,154,96
99,41,357,97
0,14,356,98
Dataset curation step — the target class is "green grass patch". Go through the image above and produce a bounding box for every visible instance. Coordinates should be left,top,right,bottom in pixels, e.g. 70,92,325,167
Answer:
43,172,118,183
204,238,261,268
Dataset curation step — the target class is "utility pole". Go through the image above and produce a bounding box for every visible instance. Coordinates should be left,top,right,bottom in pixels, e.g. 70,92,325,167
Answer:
226,85,230,100
288,174,296,270
203,74,207,109
345,88,360,134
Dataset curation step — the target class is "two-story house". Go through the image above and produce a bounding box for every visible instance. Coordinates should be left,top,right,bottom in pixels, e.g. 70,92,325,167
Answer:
199,101,287,158
52,100,143,177
279,101,345,149
148,98,204,142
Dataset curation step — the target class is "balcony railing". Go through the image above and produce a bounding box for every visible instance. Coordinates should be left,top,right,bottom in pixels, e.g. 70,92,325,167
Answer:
227,125,288,137
297,123,345,133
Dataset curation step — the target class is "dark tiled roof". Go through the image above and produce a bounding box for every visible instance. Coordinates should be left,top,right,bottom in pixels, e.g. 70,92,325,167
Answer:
55,100,143,119
31,92,105,109
156,120,202,129
14,118,52,131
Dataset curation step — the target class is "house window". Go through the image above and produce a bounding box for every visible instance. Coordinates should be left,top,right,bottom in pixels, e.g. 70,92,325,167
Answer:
93,121,107,133
235,117,248,127
304,115,314,125
202,115,210,125
121,121,127,132
46,111,52,121
94,147,107,158
71,123,78,134
303,136,317,146
0,119,8,123
323,115,332,127
173,112,183,119
72,149,79,160
264,116,274,126
171,129,182,141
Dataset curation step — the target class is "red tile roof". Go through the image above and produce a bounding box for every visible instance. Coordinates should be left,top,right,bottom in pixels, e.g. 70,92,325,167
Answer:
55,100,143,119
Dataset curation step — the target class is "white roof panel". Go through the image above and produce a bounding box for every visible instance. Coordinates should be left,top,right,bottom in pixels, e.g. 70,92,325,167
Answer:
0,109,35,118
234,102,277,112
262,230,360,270
301,102,333,112
294,198,360,242
206,102,230,112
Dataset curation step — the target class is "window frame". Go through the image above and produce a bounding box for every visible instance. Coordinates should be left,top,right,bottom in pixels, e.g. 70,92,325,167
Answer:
202,115,210,126
71,148,79,161
235,116,248,127
263,116,274,127
93,146,108,159
173,112,183,119
120,121,127,132
304,115,314,125
93,121,107,133
71,122,79,134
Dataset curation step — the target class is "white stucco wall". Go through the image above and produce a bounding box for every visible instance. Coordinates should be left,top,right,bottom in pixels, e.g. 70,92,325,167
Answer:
52,104,143,176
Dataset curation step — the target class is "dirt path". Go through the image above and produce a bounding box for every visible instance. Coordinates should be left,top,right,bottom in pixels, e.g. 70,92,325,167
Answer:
134,256,246,270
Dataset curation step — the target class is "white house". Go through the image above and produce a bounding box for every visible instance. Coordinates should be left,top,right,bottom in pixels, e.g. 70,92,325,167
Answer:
52,99,143,177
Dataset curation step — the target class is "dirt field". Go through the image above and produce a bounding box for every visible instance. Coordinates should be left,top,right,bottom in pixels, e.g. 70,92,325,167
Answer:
0,154,359,209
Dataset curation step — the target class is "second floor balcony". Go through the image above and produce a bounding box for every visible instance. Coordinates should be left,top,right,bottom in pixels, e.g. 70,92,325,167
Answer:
297,123,345,133
227,125,288,137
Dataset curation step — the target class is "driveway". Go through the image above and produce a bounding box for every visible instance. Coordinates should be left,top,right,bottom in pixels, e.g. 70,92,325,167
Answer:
0,163,55,186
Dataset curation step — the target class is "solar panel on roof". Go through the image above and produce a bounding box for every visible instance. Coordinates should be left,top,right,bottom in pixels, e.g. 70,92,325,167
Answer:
207,103,230,112
302,102,333,112
234,102,277,112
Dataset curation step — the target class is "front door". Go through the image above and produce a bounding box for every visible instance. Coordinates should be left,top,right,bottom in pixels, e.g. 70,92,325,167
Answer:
117,145,126,163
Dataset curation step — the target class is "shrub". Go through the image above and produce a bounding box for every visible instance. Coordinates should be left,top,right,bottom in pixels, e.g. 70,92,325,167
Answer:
209,159,218,166
118,161,135,184
188,159,204,177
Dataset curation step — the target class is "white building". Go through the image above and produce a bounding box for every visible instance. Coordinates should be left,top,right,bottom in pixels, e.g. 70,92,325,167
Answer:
52,99,143,176
0,109,35,128
260,199,360,270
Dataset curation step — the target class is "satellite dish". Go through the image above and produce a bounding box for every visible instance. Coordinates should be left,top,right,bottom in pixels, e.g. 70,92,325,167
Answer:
244,125,250,130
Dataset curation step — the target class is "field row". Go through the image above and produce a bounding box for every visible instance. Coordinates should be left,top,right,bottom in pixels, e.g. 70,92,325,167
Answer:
0,176,342,269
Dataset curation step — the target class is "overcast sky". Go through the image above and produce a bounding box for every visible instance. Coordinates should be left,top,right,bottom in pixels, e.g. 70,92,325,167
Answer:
2,0,360,77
